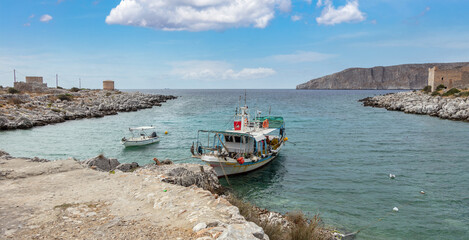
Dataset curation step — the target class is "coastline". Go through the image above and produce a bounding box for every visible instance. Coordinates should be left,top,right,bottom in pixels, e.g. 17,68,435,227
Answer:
0,88,177,131
0,151,339,240
360,91,469,121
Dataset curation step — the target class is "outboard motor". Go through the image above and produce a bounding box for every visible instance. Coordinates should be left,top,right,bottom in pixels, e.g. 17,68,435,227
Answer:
151,132,157,138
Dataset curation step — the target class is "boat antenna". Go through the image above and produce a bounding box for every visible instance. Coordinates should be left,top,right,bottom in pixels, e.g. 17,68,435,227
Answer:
244,89,247,107
269,106,271,116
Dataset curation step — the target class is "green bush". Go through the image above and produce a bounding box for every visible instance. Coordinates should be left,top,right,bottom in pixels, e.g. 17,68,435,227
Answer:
70,87,80,92
7,87,20,94
57,94,73,101
436,84,446,91
57,86,63,89
456,91,469,97
431,91,440,96
442,88,460,96
422,85,432,93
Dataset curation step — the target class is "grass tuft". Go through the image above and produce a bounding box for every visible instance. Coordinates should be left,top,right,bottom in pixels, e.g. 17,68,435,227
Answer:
442,88,460,96
7,87,20,94
422,85,431,93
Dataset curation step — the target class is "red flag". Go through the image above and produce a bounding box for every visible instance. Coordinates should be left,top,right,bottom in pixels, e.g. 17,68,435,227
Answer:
234,121,241,130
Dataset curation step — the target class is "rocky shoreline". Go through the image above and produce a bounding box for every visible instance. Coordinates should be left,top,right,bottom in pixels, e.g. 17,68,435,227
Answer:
360,91,469,121
0,151,340,240
0,88,177,130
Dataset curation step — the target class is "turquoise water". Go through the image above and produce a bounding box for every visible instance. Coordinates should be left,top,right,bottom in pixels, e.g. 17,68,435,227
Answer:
1,89,468,239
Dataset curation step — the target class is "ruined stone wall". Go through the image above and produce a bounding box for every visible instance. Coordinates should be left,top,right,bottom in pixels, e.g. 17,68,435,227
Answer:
429,66,469,91
428,67,435,90
25,76,43,84
103,80,114,91
14,82,48,92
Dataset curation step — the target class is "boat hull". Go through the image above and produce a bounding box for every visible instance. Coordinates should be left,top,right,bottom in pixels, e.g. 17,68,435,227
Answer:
202,154,277,177
122,137,160,147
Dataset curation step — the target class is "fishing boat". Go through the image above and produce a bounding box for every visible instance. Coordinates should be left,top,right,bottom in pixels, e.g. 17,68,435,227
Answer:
192,102,287,177
121,126,160,147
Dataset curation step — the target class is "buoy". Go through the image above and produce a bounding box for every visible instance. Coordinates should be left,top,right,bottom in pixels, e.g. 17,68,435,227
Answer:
237,157,244,164
420,191,425,194
163,189,167,192
393,207,399,212
284,137,288,141
389,174,396,179
165,131,168,135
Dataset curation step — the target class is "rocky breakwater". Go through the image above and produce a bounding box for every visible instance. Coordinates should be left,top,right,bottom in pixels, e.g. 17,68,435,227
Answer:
0,89,176,130
360,91,469,121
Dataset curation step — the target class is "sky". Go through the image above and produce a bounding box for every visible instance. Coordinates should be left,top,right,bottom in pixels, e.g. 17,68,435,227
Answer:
1,0,469,89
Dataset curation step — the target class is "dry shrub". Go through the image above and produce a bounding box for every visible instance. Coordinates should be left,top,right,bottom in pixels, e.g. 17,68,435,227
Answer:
227,194,332,240
7,97,23,105
227,195,285,240
287,212,331,240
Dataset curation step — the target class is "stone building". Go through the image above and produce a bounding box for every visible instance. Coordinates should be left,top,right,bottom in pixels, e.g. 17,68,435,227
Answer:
103,80,115,90
428,66,469,91
14,76,48,92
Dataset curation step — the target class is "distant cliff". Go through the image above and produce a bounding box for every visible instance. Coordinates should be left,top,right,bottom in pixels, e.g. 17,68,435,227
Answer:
296,62,469,90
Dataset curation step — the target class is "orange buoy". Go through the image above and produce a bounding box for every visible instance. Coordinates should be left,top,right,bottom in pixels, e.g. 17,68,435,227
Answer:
237,157,244,164
262,119,269,128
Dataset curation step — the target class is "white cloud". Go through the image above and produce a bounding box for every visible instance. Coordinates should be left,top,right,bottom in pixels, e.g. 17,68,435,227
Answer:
40,14,53,23
316,0,366,25
105,0,291,31
291,15,302,21
23,23,31,27
170,61,276,80
271,51,336,63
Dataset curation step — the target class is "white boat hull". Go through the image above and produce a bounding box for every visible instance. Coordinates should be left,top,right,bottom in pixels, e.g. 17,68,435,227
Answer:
201,154,278,177
122,137,160,147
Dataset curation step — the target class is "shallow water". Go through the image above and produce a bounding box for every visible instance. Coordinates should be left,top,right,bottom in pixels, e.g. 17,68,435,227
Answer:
1,89,468,239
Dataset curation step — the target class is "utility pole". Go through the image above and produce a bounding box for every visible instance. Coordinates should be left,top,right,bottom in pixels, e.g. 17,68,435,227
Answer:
79,78,81,89
56,74,58,88
13,69,16,83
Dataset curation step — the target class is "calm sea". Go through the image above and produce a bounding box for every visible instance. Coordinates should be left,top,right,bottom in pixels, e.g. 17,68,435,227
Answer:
1,89,468,239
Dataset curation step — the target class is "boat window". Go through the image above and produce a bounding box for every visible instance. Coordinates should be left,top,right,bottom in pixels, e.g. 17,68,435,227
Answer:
234,136,241,143
225,135,231,142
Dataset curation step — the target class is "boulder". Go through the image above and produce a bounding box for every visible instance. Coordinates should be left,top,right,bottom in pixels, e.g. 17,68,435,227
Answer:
116,162,139,172
16,117,33,129
0,150,10,158
217,222,268,240
81,155,121,172
143,164,222,193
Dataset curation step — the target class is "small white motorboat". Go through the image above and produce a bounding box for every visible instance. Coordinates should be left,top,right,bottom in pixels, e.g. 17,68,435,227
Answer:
121,126,160,147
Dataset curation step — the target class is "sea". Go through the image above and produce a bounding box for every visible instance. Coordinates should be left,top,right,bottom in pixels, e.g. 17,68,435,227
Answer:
1,89,468,240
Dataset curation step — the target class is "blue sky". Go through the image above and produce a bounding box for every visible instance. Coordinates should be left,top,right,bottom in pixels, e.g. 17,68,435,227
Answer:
1,0,469,89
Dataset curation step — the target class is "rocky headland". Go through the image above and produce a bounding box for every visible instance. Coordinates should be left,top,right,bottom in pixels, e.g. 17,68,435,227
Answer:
296,62,469,90
0,151,340,240
360,91,469,121
0,87,176,130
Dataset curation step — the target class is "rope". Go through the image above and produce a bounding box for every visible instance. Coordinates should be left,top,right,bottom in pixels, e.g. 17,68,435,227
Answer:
216,134,231,186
